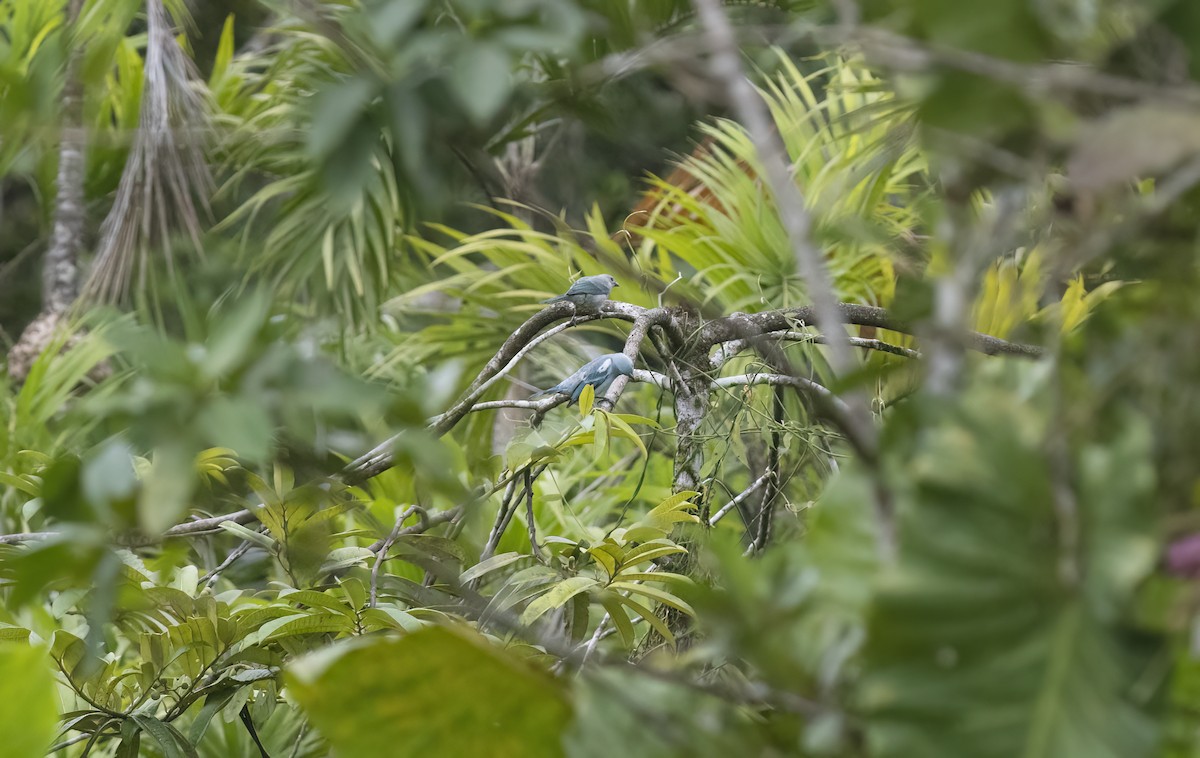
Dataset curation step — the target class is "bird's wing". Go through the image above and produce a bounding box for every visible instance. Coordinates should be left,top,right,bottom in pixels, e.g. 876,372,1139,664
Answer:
565,276,607,296
583,357,614,386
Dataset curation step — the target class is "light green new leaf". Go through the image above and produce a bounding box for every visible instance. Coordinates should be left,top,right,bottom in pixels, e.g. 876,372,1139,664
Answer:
521,577,600,625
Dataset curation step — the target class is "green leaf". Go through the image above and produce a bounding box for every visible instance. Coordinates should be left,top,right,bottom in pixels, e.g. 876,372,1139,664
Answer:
368,0,427,47
287,628,571,757
307,76,379,161
861,388,1158,758
0,625,31,641
610,594,675,649
279,590,356,618
449,43,512,126
197,396,274,463
254,612,353,644
0,644,58,758
608,582,694,616
461,552,526,584
138,443,196,534
592,411,608,457
520,577,599,625
217,521,276,551
598,594,636,648
0,472,38,497
131,714,199,758
187,690,237,744
578,383,595,418
208,15,235,87
203,292,271,381
604,411,647,456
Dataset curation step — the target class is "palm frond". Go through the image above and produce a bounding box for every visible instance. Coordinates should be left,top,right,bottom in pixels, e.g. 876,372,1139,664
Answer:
82,0,214,304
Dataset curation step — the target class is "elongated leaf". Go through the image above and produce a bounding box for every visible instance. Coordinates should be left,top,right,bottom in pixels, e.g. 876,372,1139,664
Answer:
520,577,599,625
461,552,525,584
131,714,199,758
609,582,695,616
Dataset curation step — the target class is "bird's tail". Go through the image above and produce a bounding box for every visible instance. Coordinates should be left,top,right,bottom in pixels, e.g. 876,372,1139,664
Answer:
540,295,565,304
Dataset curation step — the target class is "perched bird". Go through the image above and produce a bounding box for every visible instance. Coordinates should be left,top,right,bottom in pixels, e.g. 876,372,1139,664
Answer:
532,353,634,403
541,274,619,312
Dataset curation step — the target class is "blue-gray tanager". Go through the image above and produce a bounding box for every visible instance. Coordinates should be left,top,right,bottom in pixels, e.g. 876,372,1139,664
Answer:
532,353,634,402
541,274,619,311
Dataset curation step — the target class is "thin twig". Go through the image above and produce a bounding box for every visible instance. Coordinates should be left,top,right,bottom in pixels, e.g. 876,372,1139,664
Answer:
364,506,457,554
482,478,520,563
200,530,263,588
708,471,772,526
370,505,421,608
523,469,543,560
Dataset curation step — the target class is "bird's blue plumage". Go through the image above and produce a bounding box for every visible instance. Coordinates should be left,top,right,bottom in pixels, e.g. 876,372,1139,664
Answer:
540,274,619,307
532,353,634,403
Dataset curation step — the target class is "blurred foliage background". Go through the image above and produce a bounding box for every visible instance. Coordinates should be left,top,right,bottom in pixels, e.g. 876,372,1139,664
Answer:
3,0,1200,756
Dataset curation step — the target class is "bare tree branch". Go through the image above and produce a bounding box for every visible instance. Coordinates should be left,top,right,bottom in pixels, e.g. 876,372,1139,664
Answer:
691,0,857,380
708,471,772,526
713,331,920,368
370,505,422,607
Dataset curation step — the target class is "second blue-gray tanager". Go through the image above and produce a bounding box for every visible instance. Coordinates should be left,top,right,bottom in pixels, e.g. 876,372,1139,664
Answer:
532,353,634,403
541,274,619,311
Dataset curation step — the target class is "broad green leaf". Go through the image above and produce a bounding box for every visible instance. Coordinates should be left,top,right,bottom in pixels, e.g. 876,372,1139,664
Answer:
449,43,512,125
287,628,571,757
131,714,199,758
138,443,196,534
862,386,1158,758
0,644,58,758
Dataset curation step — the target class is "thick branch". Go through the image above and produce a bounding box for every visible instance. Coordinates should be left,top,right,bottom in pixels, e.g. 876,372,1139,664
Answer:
597,307,673,412
700,303,1043,358
44,0,86,313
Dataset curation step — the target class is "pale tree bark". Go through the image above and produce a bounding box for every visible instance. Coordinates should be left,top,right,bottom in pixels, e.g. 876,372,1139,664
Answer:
7,0,86,382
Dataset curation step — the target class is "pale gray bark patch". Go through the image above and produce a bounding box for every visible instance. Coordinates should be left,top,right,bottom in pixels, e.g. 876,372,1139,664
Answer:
7,0,87,383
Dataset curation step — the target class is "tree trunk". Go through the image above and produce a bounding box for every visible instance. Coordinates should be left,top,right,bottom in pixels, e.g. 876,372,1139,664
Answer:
6,0,86,382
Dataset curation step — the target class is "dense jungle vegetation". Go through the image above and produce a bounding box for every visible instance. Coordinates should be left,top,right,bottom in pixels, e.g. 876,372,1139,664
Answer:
4,1,1200,756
